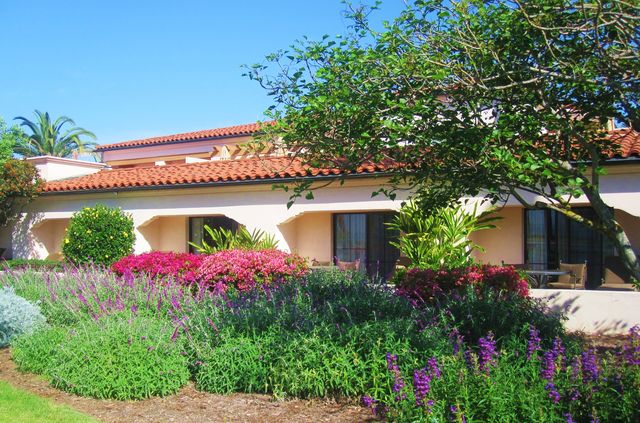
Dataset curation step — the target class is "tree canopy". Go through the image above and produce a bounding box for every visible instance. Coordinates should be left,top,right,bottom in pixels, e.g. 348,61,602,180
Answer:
247,0,640,282
0,117,42,227
14,110,97,158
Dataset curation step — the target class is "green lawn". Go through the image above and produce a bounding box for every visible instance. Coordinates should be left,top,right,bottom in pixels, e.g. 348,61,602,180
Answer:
0,380,98,423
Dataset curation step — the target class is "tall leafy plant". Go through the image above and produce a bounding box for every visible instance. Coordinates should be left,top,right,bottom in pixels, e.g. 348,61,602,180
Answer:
189,225,278,253
387,202,498,269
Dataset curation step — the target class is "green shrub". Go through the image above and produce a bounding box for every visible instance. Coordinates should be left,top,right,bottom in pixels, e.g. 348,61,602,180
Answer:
0,259,62,271
0,287,47,347
62,205,134,266
387,201,498,269
12,327,66,374
49,315,189,399
189,225,279,253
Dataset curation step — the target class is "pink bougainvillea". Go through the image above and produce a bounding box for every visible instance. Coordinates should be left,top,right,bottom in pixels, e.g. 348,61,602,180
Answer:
395,265,529,302
111,252,204,285
197,249,309,292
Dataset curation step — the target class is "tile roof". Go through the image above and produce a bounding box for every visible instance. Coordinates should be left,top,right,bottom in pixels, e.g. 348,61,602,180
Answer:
46,128,640,194
95,122,273,152
607,128,640,158
44,156,392,193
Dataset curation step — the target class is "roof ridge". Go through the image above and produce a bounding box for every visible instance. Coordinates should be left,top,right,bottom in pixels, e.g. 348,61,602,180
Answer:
95,121,275,151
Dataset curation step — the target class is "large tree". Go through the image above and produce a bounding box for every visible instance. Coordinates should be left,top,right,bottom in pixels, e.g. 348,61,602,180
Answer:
0,117,42,227
247,0,640,283
14,110,97,158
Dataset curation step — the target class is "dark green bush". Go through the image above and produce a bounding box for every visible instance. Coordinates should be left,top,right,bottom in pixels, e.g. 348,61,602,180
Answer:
189,269,451,399
435,286,569,349
62,205,134,266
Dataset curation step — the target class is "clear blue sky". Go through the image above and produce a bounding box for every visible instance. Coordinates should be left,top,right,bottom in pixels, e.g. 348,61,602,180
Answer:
1,1,404,146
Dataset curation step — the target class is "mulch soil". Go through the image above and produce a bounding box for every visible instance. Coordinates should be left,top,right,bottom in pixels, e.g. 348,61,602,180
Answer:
0,348,374,423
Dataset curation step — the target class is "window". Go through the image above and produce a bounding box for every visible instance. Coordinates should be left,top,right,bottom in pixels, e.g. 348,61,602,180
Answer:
189,216,239,253
524,208,615,288
333,212,400,279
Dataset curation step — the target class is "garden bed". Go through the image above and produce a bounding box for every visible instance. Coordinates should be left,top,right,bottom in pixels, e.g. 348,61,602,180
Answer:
0,349,372,423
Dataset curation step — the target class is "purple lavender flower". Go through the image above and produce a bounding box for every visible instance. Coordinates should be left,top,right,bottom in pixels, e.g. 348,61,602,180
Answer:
449,328,464,354
581,349,599,383
565,413,576,423
386,353,405,394
477,333,498,373
464,349,475,371
545,382,561,403
527,325,541,359
541,350,556,381
413,369,431,406
622,325,640,365
427,356,441,378
362,395,375,408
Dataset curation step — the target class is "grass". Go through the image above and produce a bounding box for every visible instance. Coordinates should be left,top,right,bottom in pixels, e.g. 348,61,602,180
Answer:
0,380,98,423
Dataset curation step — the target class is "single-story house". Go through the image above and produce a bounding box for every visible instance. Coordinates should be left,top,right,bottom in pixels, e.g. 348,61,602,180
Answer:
1,122,639,287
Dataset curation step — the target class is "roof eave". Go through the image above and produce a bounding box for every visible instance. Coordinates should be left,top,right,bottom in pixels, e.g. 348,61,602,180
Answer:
41,171,388,196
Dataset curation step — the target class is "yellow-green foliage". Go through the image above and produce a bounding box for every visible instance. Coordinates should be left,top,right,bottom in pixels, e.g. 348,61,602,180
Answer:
62,204,134,266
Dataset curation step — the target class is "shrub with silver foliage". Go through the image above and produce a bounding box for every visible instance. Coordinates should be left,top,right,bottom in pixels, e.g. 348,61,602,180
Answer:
0,286,46,347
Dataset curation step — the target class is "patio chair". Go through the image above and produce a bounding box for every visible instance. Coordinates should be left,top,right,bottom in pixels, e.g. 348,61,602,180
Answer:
547,261,587,289
335,258,360,271
395,256,412,269
598,256,636,291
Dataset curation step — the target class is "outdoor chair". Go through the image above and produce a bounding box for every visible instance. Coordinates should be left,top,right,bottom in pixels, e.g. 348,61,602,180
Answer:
335,258,360,271
395,256,412,269
547,261,587,289
598,256,636,291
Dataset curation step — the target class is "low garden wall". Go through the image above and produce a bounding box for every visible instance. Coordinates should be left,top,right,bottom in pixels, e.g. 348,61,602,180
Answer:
531,289,640,334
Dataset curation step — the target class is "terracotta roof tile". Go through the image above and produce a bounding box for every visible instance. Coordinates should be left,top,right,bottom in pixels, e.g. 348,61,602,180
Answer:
44,156,391,193
95,122,273,152
607,128,640,158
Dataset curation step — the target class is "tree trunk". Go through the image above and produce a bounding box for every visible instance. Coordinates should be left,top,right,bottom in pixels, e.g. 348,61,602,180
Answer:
583,187,640,286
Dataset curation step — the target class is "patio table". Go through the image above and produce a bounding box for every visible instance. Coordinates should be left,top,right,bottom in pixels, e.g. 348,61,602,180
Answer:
525,269,571,288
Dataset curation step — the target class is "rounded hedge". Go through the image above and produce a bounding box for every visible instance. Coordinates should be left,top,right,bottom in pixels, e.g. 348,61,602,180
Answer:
62,204,135,266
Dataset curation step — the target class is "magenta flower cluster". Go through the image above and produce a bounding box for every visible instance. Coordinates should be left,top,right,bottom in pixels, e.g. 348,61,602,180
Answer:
111,252,204,285
396,265,530,303
197,249,309,292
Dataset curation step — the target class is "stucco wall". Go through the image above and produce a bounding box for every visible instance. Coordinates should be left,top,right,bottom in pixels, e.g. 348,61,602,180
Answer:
101,136,254,165
531,289,640,334
471,207,523,265
28,157,106,181
11,178,405,260
291,212,332,263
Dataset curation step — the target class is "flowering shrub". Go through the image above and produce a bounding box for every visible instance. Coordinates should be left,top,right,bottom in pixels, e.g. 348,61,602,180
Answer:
198,249,308,292
363,326,640,422
62,204,135,266
111,252,204,285
394,265,529,302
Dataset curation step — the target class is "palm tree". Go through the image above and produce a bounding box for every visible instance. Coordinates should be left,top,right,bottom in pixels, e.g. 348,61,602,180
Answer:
13,110,97,158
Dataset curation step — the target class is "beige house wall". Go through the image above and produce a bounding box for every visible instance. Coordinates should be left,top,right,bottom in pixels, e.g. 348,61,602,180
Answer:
290,212,333,263
471,207,524,265
9,178,404,261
